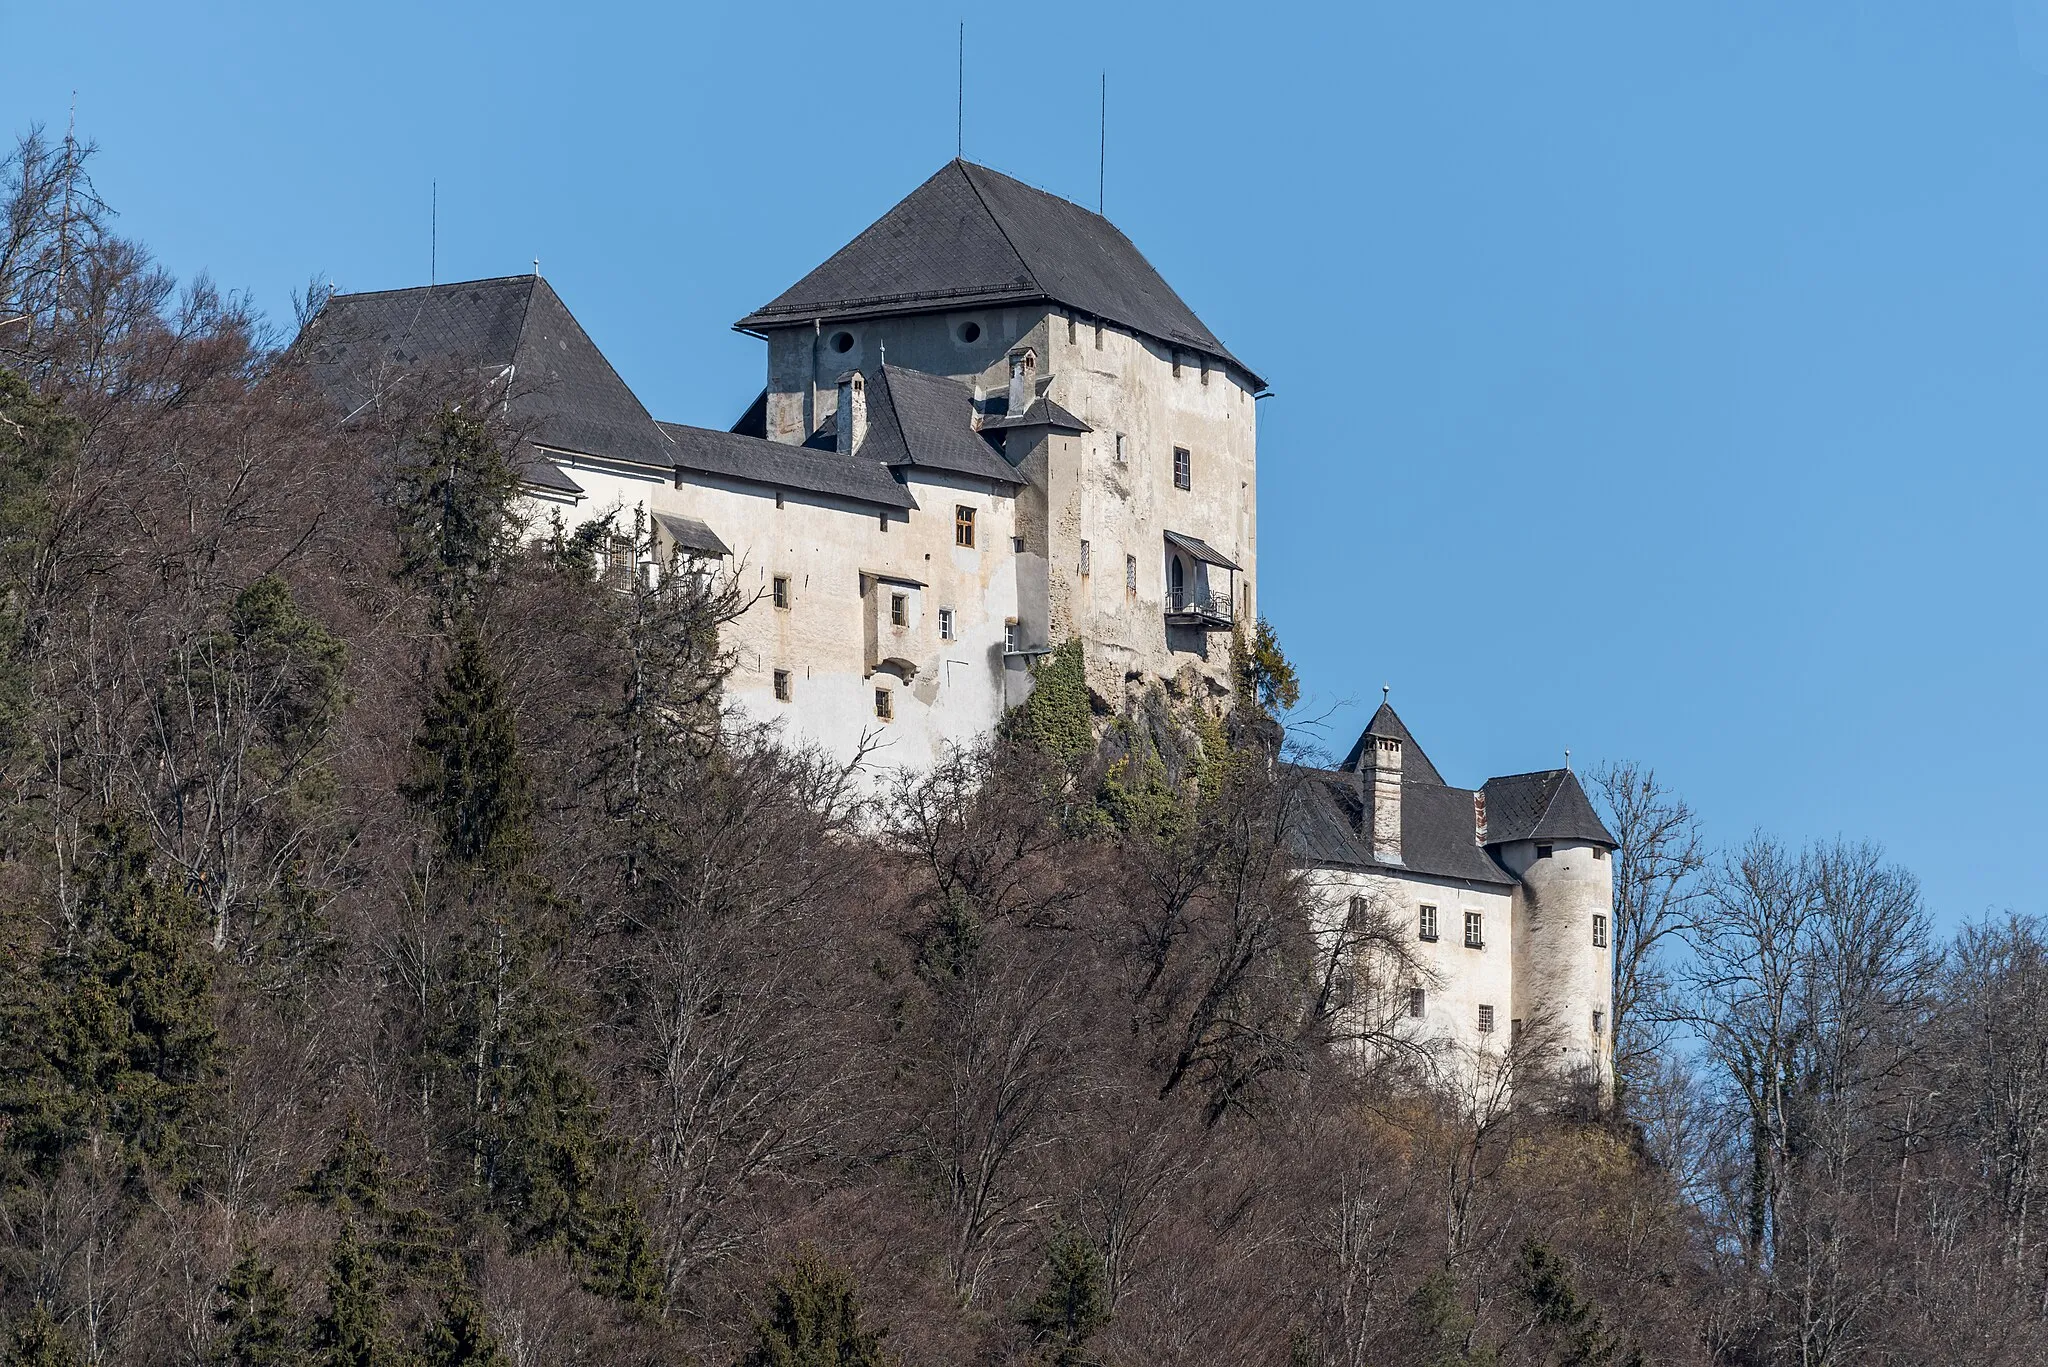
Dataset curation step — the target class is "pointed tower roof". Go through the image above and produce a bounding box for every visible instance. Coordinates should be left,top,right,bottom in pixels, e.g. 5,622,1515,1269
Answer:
1339,703,1447,786
735,160,1262,387
1478,769,1616,848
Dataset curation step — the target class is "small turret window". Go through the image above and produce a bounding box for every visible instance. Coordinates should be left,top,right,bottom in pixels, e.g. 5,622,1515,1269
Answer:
1536,843,1554,859
1593,914,1609,949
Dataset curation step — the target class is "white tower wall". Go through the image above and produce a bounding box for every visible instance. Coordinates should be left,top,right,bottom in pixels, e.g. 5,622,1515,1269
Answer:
1500,838,1614,1095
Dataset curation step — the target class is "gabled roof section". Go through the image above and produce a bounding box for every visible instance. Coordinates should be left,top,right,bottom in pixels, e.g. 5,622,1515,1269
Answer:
1285,768,1514,887
296,274,676,481
863,365,1024,487
736,160,1261,387
1338,703,1447,787
980,393,1090,433
1480,770,1616,848
658,421,916,511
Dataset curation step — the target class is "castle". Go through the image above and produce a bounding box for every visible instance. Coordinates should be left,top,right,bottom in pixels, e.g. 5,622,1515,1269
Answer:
301,159,1614,1091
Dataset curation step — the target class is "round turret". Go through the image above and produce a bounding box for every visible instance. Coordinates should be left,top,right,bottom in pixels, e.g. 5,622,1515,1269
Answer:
1507,838,1613,1092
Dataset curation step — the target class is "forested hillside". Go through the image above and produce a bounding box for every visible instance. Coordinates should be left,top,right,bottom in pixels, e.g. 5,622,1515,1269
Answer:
3,128,2047,1367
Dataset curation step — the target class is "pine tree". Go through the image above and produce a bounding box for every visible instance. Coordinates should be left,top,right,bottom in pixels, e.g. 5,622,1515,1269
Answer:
212,1252,303,1366
2,1307,80,1367
394,408,523,625
405,624,526,871
310,1223,388,1367
1021,1227,1110,1367
419,1291,500,1367
735,1249,891,1367
0,816,217,1174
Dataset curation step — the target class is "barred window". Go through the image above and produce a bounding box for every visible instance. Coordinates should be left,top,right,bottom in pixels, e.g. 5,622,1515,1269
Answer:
1408,988,1426,1019
874,689,893,721
1478,1005,1496,1033
1079,540,1091,576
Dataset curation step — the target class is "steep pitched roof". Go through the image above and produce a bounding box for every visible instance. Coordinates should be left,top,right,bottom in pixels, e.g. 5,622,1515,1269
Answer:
1338,703,1447,787
657,421,916,511
297,274,675,475
736,160,1262,387
862,365,1024,486
1285,768,1513,887
1479,770,1616,848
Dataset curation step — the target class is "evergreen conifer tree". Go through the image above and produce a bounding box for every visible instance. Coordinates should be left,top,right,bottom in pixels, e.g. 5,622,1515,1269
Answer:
1021,1227,1110,1367
310,1223,388,1367
735,1249,890,1367
2,1307,80,1367
419,1291,501,1367
212,1252,304,1366
405,624,526,872
394,408,523,625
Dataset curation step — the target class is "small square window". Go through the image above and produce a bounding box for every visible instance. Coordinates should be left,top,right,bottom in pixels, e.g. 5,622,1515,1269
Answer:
874,688,893,721
1125,554,1137,593
1114,432,1127,463
1536,843,1554,860
938,607,954,641
955,506,976,548
1464,911,1484,950
1004,621,1020,653
1478,1005,1495,1034
890,592,907,627
1173,447,1191,490
1592,914,1609,949
772,575,791,610
1011,536,1025,553
1418,905,1438,942
1593,847,1607,860
1408,987,1426,1019
1079,540,1091,576
772,669,791,702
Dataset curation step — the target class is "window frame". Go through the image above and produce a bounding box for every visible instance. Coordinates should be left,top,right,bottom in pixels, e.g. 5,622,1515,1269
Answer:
955,505,976,548
1592,914,1609,949
1173,446,1192,490
771,575,791,610
873,688,893,721
1079,539,1091,576
1478,1004,1496,1034
1463,910,1484,950
889,592,908,628
938,607,955,641
1408,987,1426,1020
772,668,791,702
1004,620,1020,654
1418,905,1438,942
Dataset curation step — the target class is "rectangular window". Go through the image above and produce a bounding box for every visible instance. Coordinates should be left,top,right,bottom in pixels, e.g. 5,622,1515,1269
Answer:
772,669,791,702
955,505,976,547
1093,320,1103,350
1079,540,1091,576
938,607,954,641
1418,905,1438,942
1512,1018,1525,1045
1592,914,1609,949
1173,447,1191,490
1004,621,1020,653
1593,846,1607,860
1200,356,1210,386
874,688,892,721
1011,536,1025,553
1592,1009,1605,1037
1408,987,1426,1019
1114,432,1127,463
772,575,791,610
1067,314,1077,344
889,592,907,627
1536,843,1554,859
1172,351,1182,379
879,512,889,531
1125,554,1138,593
1464,911,1484,949
775,490,785,510
1478,1005,1495,1034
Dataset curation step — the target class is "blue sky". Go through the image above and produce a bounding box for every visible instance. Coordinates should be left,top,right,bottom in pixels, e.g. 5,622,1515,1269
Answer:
10,0,2046,923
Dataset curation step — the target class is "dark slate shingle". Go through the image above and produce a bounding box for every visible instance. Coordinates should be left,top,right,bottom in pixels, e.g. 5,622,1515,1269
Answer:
737,160,1262,388
1480,770,1616,848
1285,767,1513,887
658,421,917,511
1338,702,1448,787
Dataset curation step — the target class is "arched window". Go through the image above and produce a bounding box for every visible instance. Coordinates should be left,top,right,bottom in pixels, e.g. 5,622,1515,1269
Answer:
1169,556,1185,609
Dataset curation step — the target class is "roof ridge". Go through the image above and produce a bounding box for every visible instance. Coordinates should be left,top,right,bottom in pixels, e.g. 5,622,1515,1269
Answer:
957,162,1043,301
1485,768,1569,783
335,274,536,300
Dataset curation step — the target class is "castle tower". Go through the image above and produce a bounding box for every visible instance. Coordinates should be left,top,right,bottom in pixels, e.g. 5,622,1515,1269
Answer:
1485,770,1616,1095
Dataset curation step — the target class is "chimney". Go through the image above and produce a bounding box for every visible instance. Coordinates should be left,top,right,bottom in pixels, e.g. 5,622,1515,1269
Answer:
1473,791,1488,844
1359,735,1403,864
836,371,866,454
1007,347,1038,417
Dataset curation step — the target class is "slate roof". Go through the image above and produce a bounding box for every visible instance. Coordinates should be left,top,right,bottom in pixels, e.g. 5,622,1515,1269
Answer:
1338,703,1448,786
652,512,731,559
297,275,678,481
1163,530,1243,573
1286,768,1514,887
657,420,916,511
864,365,1024,486
1480,770,1617,849
981,393,1091,433
736,160,1263,388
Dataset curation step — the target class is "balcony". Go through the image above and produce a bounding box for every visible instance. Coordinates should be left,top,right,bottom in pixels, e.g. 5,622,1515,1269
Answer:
1165,586,1234,630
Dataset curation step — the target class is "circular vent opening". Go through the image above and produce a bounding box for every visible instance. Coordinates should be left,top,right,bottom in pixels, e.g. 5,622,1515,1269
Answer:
829,331,855,354
958,320,982,343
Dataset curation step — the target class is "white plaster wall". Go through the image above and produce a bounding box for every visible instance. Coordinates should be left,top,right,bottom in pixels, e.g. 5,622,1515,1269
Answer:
1306,866,1518,1089
518,455,1020,785
1498,839,1615,1093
